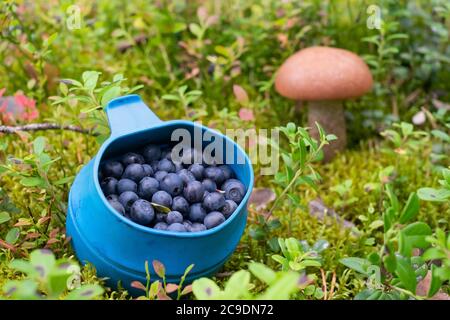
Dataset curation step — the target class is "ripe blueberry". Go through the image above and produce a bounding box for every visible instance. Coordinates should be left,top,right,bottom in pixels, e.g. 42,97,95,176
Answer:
218,165,233,181
142,144,161,162
188,203,206,223
138,177,159,200
183,181,205,203
223,180,246,204
188,164,204,180
151,190,172,209
119,191,139,212
130,199,155,225
222,199,238,219
160,173,184,196
204,211,226,229
102,161,123,179
122,163,146,182
203,192,226,212
167,223,187,232
174,161,184,172
154,170,168,182
166,211,183,225
108,199,125,215
178,169,196,185
101,177,117,196
107,194,119,202
154,213,167,223
172,196,190,216
157,159,175,173
202,179,217,192
183,220,192,230
153,222,168,230
142,164,154,177
204,166,225,185
189,222,207,232
180,148,202,165
117,178,137,194
121,152,144,166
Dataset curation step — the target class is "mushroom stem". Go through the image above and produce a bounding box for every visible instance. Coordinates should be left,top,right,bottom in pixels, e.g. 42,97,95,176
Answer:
308,100,347,162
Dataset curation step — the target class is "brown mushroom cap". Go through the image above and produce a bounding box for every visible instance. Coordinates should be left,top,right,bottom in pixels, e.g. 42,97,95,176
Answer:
275,46,373,101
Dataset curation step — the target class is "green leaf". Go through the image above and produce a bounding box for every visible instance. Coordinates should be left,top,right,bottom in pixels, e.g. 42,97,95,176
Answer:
339,257,371,275
82,71,101,90
399,222,432,256
249,263,277,285
428,264,443,297
383,250,397,274
258,272,300,300
161,94,180,102
0,211,11,224
418,188,450,202
192,278,221,300
6,227,20,244
399,192,420,224
65,284,104,300
223,270,250,299
189,23,202,38
395,255,417,293
101,86,121,106
30,249,56,279
385,184,399,213
20,177,46,188
33,137,46,155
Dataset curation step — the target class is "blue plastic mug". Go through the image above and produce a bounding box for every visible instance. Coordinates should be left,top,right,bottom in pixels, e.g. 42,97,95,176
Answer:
66,94,254,294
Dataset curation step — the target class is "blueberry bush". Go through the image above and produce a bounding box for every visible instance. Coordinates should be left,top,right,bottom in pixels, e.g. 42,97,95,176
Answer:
0,0,448,300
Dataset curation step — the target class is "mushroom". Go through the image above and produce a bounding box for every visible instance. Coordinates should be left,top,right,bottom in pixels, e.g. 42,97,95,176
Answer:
275,46,373,162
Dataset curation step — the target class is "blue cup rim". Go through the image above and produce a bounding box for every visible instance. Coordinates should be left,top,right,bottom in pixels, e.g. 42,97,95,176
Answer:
92,120,254,238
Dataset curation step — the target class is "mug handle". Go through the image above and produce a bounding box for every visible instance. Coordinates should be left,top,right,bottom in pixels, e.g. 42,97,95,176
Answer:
105,94,162,137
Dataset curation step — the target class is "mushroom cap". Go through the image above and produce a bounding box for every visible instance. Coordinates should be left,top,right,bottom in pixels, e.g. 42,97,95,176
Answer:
275,46,373,101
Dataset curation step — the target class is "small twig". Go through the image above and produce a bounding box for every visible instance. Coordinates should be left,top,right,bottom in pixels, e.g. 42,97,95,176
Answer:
329,271,336,300
321,268,327,300
0,123,99,136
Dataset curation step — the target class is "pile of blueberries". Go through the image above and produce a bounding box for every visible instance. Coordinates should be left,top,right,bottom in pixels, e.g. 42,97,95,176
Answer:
99,144,246,233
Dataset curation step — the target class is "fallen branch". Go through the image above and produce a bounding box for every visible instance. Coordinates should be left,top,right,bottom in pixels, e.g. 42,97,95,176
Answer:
0,123,99,136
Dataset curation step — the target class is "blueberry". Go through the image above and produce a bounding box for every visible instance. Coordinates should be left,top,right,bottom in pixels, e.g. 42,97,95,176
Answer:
183,181,205,203
203,192,226,212
142,164,154,177
189,203,206,222
202,179,217,192
108,199,125,215
130,199,155,225
183,220,192,230
122,163,146,182
178,169,196,185
221,178,241,190
203,191,210,200
101,177,117,196
142,144,161,162
107,194,119,202
222,199,238,219
166,211,183,225
102,161,123,179
154,170,168,182
204,166,225,185
204,211,225,229
174,161,184,172
218,165,233,181
150,160,159,170
160,173,184,196
157,159,175,173
151,190,172,209
188,164,204,180
138,177,159,200
121,152,144,166
154,212,167,223
189,222,207,232
172,196,190,216
167,223,187,232
117,178,137,194
119,191,139,212
153,222,168,230
223,180,246,204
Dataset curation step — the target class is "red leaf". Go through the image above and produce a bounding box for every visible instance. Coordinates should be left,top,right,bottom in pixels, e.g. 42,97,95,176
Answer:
165,283,178,293
238,108,254,121
131,281,147,291
233,85,249,105
152,260,165,278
